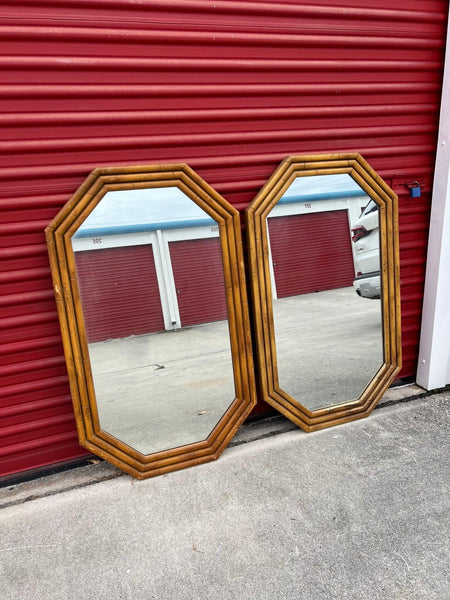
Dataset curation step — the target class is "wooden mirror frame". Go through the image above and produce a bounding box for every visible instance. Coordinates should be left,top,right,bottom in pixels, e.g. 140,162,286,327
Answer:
46,164,256,479
245,153,401,431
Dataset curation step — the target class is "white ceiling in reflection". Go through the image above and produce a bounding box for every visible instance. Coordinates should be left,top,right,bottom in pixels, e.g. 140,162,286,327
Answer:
75,187,211,235
283,173,363,199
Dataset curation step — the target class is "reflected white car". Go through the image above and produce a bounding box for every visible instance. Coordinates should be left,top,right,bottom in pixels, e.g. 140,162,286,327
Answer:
353,271,380,299
351,200,380,299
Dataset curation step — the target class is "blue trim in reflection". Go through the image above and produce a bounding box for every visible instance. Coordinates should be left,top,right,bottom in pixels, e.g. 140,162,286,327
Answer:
279,189,367,204
73,217,216,238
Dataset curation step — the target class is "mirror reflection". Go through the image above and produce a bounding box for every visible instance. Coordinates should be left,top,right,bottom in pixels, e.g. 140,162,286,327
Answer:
72,187,235,454
267,174,383,410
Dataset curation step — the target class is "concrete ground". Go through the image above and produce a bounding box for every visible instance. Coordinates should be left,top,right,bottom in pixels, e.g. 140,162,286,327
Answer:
88,286,381,454
89,319,235,454
0,389,448,600
273,286,382,410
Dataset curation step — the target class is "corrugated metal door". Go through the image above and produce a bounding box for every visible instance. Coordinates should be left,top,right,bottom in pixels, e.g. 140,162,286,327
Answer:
268,211,355,297
0,0,447,479
74,245,164,343
169,238,228,327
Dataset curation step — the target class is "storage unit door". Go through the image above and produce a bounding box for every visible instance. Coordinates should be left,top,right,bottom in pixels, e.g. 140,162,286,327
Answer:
74,245,164,343
169,238,228,327
2,0,447,480
268,210,355,298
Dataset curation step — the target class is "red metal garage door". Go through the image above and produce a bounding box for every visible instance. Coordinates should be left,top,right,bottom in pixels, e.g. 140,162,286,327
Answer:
1,0,447,480
169,237,228,326
268,210,355,298
74,244,164,343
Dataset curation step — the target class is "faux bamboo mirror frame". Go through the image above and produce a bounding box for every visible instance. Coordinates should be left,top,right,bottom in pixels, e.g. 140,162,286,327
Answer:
245,153,401,431
46,164,256,479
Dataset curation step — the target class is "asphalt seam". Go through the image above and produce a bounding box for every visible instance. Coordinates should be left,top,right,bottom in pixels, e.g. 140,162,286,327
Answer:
0,473,124,511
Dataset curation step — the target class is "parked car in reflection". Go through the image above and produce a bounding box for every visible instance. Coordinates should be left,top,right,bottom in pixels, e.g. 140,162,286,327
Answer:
351,199,380,299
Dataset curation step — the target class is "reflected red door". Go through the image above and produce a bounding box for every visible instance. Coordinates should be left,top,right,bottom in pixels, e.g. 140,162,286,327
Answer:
75,245,164,342
169,237,228,326
268,210,355,298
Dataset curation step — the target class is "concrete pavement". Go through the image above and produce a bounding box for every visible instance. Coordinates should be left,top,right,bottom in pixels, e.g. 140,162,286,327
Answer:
0,391,449,600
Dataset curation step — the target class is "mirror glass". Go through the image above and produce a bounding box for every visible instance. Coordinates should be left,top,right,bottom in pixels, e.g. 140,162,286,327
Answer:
71,187,235,454
267,174,383,410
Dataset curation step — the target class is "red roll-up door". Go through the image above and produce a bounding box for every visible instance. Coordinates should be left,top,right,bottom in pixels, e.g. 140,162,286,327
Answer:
169,237,228,326
268,210,355,298
1,0,447,480
74,245,164,343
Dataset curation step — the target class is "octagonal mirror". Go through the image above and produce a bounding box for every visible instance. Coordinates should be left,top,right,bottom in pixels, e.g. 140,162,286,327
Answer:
46,164,255,478
246,153,401,431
